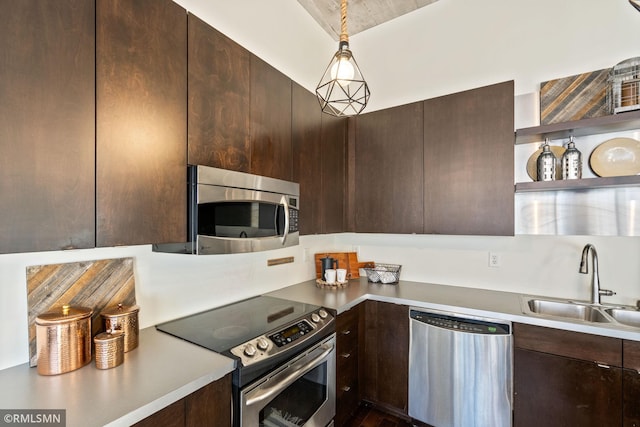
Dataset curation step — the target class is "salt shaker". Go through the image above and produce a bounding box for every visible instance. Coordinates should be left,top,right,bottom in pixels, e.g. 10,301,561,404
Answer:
536,139,556,181
561,136,582,180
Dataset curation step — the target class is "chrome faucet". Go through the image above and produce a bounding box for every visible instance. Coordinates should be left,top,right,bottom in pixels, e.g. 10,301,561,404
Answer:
579,244,616,305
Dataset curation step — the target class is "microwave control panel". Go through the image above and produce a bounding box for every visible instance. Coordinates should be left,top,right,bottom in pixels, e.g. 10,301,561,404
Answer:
289,208,299,232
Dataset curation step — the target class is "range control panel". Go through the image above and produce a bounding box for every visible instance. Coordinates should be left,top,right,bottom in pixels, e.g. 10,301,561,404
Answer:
230,308,333,367
270,320,314,347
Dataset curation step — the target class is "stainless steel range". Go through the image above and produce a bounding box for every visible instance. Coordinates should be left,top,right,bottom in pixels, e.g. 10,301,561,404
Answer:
156,295,336,426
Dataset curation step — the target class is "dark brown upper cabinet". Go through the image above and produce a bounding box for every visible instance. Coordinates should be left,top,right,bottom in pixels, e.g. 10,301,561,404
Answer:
353,102,425,233
187,14,251,172
292,83,347,234
321,113,347,233
0,0,96,254
423,81,514,236
250,55,293,181
96,0,187,247
292,83,323,234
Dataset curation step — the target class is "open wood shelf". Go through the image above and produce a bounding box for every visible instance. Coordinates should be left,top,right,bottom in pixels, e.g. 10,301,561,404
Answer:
515,175,640,192
515,110,640,144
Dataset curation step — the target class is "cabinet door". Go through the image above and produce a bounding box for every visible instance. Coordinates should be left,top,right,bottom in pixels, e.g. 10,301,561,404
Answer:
185,373,232,427
96,0,187,247
362,300,409,413
624,340,640,427
133,400,184,427
624,369,640,427
354,102,424,233
423,81,514,236
187,14,250,172
292,83,323,234
321,114,347,233
250,56,292,181
0,0,95,253
514,348,622,427
335,304,361,426
292,83,347,234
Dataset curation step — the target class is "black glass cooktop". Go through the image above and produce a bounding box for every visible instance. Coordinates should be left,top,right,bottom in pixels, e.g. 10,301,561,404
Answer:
155,295,321,353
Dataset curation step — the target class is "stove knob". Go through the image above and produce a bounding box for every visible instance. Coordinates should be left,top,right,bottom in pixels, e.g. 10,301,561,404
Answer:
256,337,269,351
244,343,257,357
311,313,321,323
318,309,328,319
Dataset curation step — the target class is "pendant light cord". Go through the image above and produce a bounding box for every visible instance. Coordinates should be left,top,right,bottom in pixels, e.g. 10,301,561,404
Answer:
340,0,349,44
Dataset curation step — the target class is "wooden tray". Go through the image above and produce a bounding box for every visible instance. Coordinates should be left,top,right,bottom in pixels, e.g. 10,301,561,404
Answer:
314,252,373,279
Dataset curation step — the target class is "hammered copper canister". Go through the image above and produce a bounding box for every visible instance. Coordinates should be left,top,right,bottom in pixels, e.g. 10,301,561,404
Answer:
101,304,139,352
94,330,125,369
35,305,92,375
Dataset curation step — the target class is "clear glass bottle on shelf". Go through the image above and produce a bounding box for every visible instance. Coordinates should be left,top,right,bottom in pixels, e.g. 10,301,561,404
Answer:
536,138,556,181
561,136,582,180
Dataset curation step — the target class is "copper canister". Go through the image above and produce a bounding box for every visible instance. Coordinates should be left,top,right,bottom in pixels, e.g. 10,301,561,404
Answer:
101,304,139,352
35,305,92,375
94,330,125,369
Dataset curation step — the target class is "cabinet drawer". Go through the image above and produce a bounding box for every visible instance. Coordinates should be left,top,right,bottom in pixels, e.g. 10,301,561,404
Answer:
337,347,358,385
514,323,622,366
335,384,359,427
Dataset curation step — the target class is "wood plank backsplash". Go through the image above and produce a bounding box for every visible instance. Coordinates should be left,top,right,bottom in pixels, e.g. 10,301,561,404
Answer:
26,257,136,367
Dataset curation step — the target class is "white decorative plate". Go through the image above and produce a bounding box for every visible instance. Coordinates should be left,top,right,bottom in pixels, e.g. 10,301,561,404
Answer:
589,137,640,177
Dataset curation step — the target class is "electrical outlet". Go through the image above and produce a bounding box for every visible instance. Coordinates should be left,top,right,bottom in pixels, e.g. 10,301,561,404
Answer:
489,252,501,268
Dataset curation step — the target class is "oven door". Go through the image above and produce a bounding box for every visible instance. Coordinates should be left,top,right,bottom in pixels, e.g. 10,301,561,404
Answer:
240,334,336,427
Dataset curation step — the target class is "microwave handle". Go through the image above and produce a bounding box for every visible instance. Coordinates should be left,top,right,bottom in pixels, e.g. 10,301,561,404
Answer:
278,195,290,245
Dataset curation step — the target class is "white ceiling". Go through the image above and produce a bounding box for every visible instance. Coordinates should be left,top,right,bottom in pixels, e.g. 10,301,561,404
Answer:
297,0,439,40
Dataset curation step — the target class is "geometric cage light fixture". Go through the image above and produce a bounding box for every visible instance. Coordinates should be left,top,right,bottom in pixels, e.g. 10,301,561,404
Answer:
315,0,370,117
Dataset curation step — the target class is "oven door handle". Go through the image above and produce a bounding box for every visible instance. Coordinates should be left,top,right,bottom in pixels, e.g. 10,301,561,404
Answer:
245,341,334,407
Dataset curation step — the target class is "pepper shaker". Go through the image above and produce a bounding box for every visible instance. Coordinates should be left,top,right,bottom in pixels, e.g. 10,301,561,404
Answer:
536,139,556,181
561,136,582,180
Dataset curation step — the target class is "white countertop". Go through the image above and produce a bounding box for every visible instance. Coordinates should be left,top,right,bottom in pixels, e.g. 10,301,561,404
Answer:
2,277,638,427
266,278,640,342
0,327,235,427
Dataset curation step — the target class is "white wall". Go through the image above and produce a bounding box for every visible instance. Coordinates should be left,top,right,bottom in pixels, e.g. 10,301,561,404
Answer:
174,0,640,112
2,0,640,370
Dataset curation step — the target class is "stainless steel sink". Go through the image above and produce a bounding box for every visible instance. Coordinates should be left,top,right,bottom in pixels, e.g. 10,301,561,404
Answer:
604,307,640,328
527,299,610,323
520,296,640,329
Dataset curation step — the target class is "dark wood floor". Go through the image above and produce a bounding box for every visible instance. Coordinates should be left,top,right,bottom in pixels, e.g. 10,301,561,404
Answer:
343,403,413,427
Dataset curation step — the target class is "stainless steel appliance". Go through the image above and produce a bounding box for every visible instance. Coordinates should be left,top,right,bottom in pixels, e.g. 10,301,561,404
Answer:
408,308,512,427
156,296,335,426
153,165,300,254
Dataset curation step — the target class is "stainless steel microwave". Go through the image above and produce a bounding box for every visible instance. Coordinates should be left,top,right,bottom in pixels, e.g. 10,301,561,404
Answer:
153,165,299,255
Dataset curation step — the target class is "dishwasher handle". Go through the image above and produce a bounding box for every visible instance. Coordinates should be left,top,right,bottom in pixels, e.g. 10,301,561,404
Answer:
410,309,511,335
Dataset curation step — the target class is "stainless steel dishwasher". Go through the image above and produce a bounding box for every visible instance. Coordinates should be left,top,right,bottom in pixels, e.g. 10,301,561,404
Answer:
408,308,512,427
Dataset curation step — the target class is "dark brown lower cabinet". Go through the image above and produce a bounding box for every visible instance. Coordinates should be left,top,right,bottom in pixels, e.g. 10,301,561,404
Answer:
133,374,231,427
514,348,622,427
513,323,624,427
624,369,640,427
335,303,362,427
624,340,640,427
361,300,409,415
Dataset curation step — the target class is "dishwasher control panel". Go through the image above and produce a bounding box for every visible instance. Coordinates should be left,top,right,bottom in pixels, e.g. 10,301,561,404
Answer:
410,310,511,335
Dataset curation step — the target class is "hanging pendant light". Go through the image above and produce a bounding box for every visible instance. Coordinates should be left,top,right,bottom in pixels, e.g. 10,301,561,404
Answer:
316,0,370,117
